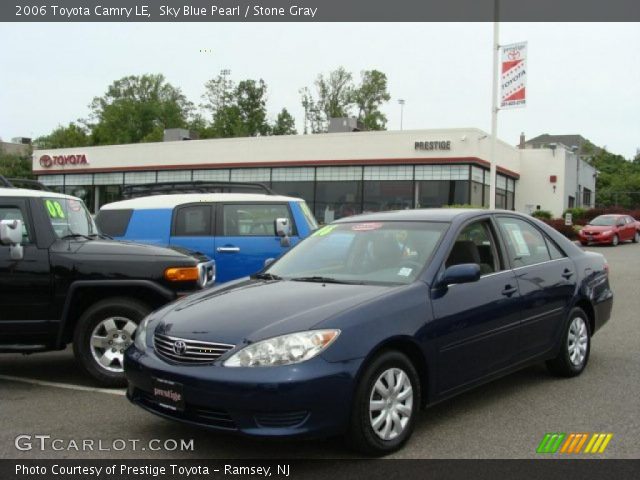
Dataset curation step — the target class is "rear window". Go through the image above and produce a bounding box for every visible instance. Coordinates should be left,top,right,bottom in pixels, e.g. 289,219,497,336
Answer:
95,209,133,237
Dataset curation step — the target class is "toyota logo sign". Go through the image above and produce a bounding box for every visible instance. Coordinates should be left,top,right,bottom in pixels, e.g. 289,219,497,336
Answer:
173,340,187,356
39,154,89,168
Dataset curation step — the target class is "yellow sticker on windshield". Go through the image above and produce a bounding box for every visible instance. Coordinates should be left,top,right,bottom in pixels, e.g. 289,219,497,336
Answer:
312,225,338,237
45,200,65,219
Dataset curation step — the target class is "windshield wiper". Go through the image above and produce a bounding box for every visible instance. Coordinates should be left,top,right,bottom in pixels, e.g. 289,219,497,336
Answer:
61,233,93,241
290,276,362,285
88,233,113,240
251,272,283,281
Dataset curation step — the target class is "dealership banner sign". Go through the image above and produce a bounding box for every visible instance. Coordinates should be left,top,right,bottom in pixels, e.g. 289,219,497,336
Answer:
500,42,527,109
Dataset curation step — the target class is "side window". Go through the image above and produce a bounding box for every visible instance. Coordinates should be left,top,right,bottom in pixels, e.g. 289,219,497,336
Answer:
0,205,30,243
545,236,566,260
446,220,501,275
222,204,292,237
95,209,132,237
174,205,212,237
497,217,551,267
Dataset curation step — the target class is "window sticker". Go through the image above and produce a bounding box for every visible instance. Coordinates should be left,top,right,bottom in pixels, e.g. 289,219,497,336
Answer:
312,224,338,237
398,267,413,277
68,199,82,212
503,223,530,257
351,222,383,232
45,200,65,219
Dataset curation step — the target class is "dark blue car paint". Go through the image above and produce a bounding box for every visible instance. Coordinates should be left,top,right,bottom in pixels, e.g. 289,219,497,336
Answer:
125,209,613,438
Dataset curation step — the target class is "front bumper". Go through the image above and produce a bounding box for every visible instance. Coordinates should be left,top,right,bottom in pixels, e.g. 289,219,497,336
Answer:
124,347,363,439
579,233,614,245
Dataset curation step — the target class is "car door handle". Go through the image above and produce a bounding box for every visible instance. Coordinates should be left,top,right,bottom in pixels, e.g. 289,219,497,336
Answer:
501,285,518,296
562,269,574,279
216,247,240,253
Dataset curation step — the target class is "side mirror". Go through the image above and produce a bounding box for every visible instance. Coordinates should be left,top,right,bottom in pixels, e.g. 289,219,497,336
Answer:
274,217,291,247
0,219,25,260
439,263,481,287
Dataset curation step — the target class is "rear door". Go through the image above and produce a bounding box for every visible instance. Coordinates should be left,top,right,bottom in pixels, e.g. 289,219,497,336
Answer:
169,203,215,258
495,216,577,361
0,197,53,343
214,202,297,283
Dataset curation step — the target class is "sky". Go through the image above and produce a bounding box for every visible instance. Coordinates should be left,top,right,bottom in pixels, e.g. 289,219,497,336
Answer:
0,22,638,158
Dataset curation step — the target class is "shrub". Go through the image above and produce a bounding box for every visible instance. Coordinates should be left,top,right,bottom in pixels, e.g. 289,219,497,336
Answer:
541,219,578,240
562,207,589,225
581,207,630,224
531,210,553,220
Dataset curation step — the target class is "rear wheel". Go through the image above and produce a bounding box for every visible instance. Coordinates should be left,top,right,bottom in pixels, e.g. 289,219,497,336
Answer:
633,231,640,243
347,351,420,456
546,307,591,377
73,297,150,387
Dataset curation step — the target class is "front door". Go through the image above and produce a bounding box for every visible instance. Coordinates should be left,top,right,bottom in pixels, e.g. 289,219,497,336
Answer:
0,198,53,344
214,203,298,283
431,219,522,394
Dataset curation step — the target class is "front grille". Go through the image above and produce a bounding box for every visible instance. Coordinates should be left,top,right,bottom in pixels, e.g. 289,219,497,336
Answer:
136,390,237,430
254,411,310,428
154,333,234,365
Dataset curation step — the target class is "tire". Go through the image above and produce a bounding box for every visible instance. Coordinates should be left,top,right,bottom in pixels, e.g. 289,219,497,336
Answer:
347,351,421,456
633,231,640,244
546,307,591,377
73,297,151,387
611,234,619,246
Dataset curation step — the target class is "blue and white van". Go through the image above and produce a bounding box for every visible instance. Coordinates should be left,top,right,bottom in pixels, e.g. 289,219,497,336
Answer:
96,193,318,283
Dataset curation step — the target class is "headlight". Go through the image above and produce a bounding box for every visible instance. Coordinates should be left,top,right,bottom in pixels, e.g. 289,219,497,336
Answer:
134,315,152,351
602,230,613,235
223,330,340,367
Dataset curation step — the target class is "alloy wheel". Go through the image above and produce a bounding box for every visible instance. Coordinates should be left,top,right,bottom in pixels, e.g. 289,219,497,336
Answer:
369,367,414,441
567,317,588,367
90,316,137,373
612,235,619,246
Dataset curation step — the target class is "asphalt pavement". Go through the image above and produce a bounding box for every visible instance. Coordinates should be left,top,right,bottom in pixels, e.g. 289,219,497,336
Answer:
0,243,638,459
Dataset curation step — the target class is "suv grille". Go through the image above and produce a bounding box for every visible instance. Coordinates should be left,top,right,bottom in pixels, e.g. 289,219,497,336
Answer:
154,333,234,364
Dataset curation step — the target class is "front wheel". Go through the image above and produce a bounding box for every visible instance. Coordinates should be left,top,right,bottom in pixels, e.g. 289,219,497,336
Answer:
633,231,640,243
611,234,619,246
73,297,151,387
347,351,421,456
546,307,591,377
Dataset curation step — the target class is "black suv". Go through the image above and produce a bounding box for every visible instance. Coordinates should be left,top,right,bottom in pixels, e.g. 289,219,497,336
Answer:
0,181,215,386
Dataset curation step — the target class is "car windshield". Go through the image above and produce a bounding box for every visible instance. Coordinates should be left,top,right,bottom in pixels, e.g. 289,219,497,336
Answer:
43,197,98,238
267,221,448,285
589,216,617,226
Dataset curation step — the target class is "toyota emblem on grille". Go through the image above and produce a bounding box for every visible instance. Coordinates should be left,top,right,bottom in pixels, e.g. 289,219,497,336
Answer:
173,340,187,355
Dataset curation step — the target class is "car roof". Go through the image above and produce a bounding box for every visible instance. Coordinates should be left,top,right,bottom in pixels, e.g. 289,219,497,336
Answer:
100,193,303,211
0,187,79,201
333,208,512,223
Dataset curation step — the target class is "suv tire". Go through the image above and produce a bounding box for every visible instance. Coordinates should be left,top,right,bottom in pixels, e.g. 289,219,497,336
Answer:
73,297,150,387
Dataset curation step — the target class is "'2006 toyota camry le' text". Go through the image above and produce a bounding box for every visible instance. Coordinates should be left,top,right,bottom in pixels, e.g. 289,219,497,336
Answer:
125,209,613,455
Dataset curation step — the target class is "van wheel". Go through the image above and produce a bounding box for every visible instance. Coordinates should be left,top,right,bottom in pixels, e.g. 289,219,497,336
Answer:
347,351,420,456
546,307,591,377
73,297,150,387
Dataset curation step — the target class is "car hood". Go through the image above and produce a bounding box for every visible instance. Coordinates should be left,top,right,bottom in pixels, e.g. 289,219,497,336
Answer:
63,238,200,260
583,225,616,232
155,279,394,345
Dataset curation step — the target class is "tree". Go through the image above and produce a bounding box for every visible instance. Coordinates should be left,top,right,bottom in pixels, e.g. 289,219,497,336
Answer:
34,122,89,149
0,151,33,179
88,74,193,145
353,70,391,131
235,79,270,136
271,108,297,136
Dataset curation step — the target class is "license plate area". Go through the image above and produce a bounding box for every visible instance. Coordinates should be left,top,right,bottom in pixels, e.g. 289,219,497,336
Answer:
152,377,185,412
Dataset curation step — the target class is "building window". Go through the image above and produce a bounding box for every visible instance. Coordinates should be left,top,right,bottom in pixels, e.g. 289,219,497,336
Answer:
230,168,271,182
363,181,414,212
416,180,469,207
272,167,315,182
415,164,469,181
96,185,123,210
271,181,315,208
64,186,95,213
568,196,575,208
315,181,362,223
94,173,124,185
583,188,592,207
496,174,508,210
193,169,230,182
157,170,192,182
125,171,157,185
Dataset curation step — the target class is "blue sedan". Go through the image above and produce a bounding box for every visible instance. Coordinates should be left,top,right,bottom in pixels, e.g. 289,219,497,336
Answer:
125,209,613,455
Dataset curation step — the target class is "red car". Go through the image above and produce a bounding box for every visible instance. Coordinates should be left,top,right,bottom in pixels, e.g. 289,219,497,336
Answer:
579,214,640,246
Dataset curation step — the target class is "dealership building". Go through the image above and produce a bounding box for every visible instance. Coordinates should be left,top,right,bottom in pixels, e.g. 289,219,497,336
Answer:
31,128,596,221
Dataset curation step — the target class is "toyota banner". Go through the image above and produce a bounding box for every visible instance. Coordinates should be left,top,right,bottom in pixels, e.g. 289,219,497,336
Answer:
500,41,527,109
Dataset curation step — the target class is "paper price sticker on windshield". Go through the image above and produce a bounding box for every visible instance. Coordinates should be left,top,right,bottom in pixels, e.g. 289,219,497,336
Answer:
351,222,383,232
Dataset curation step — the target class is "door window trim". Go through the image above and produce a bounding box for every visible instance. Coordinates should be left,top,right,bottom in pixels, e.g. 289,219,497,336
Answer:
215,202,298,237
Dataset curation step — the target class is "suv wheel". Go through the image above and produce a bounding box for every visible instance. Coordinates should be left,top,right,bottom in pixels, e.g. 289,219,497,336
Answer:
546,307,591,377
73,297,150,387
347,351,420,456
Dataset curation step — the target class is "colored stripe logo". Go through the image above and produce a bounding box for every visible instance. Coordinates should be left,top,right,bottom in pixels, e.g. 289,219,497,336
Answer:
537,433,613,454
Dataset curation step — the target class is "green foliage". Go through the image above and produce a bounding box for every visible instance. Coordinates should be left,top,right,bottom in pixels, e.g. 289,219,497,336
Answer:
34,122,89,149
541,219,578,240
88,74,193,145
591,148,640,208
562,207,588,221
271,108,297,136
300,67,391,133
531,209,553,220
0,151,33,179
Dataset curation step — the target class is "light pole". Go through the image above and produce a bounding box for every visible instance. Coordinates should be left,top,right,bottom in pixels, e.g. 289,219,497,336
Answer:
398,99,406,131
488,0,500,210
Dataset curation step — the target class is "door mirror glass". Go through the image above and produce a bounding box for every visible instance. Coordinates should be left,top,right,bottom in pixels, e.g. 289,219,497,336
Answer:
439,263,481,286
275,217,291,238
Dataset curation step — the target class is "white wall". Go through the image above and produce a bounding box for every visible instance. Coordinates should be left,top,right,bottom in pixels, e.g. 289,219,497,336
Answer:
516,149,568,217
564,152,597,209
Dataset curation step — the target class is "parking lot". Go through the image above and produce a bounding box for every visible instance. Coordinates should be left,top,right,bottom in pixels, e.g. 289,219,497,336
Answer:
1,242,638,460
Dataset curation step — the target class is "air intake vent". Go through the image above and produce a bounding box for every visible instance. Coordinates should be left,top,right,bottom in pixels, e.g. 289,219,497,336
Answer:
154,333,234,365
